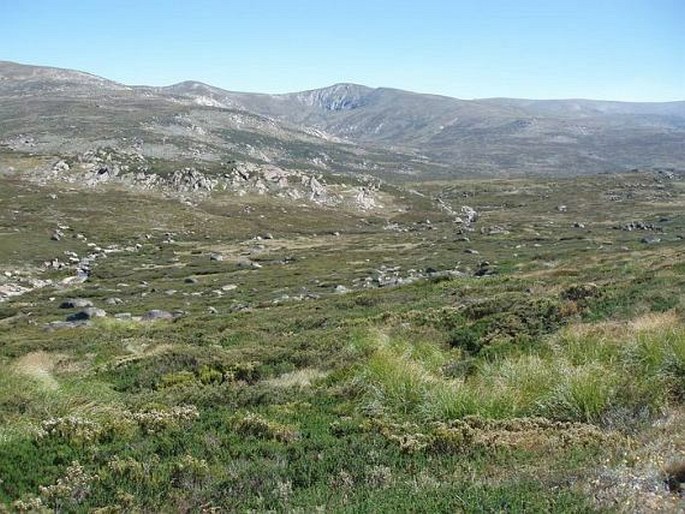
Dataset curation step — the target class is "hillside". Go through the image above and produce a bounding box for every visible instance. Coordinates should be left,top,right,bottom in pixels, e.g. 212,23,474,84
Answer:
166,80,685,175
2,60,684,178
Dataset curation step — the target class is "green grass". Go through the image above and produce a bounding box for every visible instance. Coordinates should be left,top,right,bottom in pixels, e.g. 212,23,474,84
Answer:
350,320,685,425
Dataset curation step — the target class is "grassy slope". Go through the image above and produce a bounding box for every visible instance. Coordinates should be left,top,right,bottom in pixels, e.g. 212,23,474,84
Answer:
0,165,684,512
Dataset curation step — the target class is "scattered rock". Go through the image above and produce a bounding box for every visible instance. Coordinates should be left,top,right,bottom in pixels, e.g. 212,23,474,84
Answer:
616,221,661,232
334,285,350,294
53,160,70,172
184,277,199,284
474,261,497,277
141,309,180,321
45,320,90,331
481,225,509,235
464,248,479,255
459,206,479,226
207,306,218,314
230,303,251,313
66,307,106,322
641,236,661,245
168,167,216,192
0,283,31,301
59,298,94,309
105,297,123,305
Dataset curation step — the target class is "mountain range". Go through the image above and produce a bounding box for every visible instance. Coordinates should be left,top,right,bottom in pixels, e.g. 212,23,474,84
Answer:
1,60,683,178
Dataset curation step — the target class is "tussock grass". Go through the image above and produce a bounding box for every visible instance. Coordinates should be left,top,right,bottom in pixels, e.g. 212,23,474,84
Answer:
354,316,685,425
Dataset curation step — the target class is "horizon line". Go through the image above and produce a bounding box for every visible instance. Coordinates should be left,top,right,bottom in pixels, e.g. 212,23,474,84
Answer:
2,59,684,104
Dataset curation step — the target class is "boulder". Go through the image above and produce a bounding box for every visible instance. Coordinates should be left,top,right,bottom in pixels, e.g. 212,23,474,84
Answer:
66,307,106,322
59,298,94,309
460,206,479,225
141,309,181,321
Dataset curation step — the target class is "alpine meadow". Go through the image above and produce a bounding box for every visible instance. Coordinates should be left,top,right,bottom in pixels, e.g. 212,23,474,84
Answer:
0,9,684,510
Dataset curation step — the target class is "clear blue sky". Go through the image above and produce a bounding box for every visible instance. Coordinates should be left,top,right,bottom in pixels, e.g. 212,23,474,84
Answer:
1,0,682,101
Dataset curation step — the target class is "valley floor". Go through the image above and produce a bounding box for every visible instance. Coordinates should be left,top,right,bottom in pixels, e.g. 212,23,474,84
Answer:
0,170,684,512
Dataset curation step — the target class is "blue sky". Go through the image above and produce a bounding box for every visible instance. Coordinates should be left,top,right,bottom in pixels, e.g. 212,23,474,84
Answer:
1,0,682,101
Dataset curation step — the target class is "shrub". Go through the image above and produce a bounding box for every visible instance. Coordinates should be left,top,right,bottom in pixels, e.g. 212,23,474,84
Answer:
232,412,299,443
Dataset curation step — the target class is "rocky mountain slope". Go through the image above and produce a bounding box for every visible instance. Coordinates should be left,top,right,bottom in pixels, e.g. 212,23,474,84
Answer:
0,61,427,184
176,82,685,175
1,60,684,178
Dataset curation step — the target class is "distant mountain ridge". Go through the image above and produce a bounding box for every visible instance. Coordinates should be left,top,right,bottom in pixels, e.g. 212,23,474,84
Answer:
1,60,684,177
